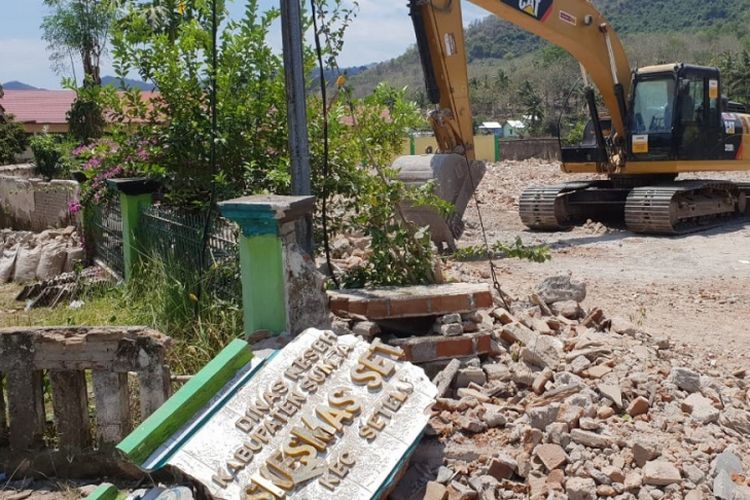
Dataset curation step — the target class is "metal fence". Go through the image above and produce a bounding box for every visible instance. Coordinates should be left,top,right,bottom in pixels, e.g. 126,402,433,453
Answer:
87,195,125,278
139,204,241,302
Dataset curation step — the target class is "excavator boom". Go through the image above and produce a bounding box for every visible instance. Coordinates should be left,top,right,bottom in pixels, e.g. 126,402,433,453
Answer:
410,0,632,156
468,0,631,139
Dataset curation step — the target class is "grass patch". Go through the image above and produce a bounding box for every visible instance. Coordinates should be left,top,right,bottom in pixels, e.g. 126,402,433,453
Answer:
0,256,244,375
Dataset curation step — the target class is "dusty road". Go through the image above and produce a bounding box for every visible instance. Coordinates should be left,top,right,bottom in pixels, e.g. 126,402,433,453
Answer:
456,160,750,371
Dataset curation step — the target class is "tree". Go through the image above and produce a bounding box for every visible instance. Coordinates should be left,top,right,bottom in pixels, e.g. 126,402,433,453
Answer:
41,0,120,86
518,80,544,136
0,116,29,165
718,50,750,105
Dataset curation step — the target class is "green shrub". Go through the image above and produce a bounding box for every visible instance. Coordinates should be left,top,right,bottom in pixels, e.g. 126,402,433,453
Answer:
30,132,62,178
0,114,29,164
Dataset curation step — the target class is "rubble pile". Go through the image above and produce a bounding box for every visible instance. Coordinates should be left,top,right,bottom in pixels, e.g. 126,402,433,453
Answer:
383,275,750,500
0,227,84,284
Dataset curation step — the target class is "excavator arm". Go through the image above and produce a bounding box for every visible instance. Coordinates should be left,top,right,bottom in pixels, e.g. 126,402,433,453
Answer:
410,0,632,155
409,0,476,160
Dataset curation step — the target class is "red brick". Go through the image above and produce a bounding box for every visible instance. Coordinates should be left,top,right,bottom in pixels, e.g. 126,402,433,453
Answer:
431,294,472,313
436,337,474,358
364,301,389,319
399,344,413,361
473,291,493,309
329,297,350,316
474,333,492,354
389,297,431,317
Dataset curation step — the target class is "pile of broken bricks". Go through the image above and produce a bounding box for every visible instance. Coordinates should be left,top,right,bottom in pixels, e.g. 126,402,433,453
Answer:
329,276,750,500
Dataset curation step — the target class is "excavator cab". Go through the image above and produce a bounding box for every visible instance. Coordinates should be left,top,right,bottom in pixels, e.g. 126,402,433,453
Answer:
628,64,724,162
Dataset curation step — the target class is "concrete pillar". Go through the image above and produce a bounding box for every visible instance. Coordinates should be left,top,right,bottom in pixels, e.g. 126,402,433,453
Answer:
107,178,159,281
218,195,326,337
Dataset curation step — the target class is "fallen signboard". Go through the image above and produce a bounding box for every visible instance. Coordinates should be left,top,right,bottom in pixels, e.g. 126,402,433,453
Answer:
116,328,437,499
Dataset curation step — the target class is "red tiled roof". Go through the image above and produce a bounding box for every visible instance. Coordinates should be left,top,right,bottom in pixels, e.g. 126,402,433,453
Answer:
0,90,162,125
0,90,77,125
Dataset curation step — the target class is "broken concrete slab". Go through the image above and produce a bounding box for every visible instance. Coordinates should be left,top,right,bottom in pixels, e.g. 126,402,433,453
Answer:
328,283,492,320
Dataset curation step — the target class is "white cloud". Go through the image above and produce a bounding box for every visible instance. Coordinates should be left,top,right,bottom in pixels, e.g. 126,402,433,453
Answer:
0,38,55,88
0,37,117,89
336,0,487,67
263,0,489,68
1,1,490,87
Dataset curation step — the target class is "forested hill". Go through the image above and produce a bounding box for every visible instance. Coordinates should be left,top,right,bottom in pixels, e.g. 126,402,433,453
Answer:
349,0,750,126
464,0,750,61
350,0,750,90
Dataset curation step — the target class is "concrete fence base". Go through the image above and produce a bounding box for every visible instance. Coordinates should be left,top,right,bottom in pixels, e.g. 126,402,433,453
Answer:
0,326,171,478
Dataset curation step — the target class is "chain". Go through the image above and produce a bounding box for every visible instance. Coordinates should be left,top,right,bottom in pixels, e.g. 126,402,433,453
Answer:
460,154,511,310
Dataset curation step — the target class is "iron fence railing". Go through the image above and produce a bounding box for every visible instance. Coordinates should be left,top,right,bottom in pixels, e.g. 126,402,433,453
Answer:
87,196,125,278
139,205,241,302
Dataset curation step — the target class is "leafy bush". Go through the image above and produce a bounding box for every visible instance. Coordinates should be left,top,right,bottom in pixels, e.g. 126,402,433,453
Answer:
0,114,29,164
69,135,165,205
30,132,63,178
109,0,289,205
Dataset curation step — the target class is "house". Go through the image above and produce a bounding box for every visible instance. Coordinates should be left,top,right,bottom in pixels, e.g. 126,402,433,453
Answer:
502,119,526,138
0,90,77,133
478,121,503,136
0,90,159,134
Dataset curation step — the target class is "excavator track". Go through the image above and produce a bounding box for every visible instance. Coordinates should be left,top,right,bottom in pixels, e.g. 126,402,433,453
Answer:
625,180,748,235
519,181,595,230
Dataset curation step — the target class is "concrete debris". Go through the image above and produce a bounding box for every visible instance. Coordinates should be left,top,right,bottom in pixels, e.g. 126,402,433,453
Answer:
386,274,750,500
670,367,702,393
536,274,586,304
626,396,650,417
642,460,682,486
682,392,720,423
632,441,660,468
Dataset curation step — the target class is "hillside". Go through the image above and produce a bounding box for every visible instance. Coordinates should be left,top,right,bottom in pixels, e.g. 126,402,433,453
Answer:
2,81,41,90
349,0,750,124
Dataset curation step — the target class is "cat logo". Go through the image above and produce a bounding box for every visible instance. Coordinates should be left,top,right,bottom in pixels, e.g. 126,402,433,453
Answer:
501,0,553,22
519,0,540,16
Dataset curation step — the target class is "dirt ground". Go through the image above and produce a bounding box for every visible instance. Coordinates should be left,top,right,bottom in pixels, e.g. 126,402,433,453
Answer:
454,160,750,372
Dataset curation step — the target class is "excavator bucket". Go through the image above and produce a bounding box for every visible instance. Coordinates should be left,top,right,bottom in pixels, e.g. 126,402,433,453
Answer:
393,153,486,251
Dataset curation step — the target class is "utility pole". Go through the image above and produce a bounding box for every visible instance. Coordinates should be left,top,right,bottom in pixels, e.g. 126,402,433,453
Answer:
280,0,314,255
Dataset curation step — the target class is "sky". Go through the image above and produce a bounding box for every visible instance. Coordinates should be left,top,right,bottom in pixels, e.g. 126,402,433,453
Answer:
0,0,486,90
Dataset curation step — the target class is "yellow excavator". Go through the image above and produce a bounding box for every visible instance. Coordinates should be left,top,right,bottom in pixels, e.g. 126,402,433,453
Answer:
395,0,750,236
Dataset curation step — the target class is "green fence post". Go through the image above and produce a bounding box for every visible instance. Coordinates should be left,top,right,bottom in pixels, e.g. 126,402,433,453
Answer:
410,135,416,155
494,135,501,161
107,178,159,281
219,195,316,337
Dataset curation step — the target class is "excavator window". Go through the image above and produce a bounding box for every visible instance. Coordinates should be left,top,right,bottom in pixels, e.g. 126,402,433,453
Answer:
632,78,675,135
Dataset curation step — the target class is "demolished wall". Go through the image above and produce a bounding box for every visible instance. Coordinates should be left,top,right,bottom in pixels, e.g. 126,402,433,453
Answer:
0,175,79,231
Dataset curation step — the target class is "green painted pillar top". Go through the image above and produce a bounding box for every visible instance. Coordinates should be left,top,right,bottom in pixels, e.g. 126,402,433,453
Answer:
106,177,160,196
218,194,316,237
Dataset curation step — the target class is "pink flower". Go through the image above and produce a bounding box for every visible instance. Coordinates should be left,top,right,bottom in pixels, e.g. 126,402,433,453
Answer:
83,157,102,170
68,200,82,214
